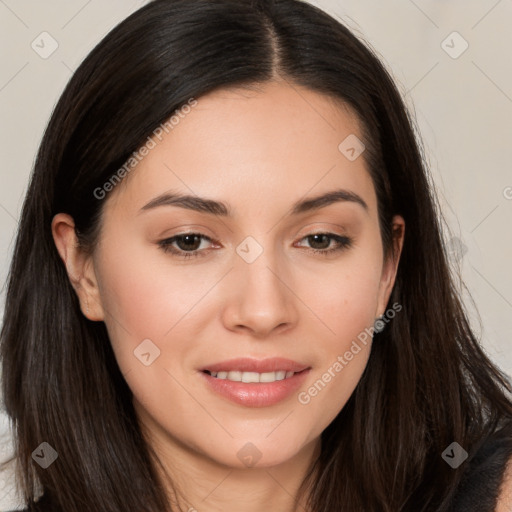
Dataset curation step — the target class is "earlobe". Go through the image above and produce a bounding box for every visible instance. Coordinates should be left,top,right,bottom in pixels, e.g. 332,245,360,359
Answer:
51,213,104,321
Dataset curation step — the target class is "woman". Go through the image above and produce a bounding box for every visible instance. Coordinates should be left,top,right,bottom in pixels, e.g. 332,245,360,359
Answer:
1,0,511,510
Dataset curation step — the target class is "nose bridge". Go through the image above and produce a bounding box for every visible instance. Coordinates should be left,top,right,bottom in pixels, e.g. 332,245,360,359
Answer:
224,233,297,334
237,232,289,301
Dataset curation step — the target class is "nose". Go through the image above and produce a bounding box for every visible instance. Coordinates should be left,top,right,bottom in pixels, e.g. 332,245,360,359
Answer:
220,243,299,338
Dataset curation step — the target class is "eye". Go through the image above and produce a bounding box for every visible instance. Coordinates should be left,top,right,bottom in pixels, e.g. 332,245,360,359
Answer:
295,233,353,256
158,233,215,259
157,231,353,260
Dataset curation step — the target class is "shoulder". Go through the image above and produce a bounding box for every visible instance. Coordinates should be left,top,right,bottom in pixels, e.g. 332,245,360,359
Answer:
450,418,512,512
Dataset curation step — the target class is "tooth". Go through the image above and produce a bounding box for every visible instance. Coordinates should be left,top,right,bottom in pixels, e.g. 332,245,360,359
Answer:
211,370,297,382
227,371,242,382
259,371,276,383
242,372,261,383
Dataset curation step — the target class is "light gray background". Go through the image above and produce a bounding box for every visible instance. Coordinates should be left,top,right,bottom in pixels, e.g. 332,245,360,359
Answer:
1,1,511,509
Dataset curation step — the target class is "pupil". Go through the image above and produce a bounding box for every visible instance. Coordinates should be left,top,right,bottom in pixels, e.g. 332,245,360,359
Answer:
179,235,200,251
310,234,329,249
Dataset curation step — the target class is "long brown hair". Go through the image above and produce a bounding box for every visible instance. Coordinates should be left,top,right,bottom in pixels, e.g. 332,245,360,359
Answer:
2,0,511,510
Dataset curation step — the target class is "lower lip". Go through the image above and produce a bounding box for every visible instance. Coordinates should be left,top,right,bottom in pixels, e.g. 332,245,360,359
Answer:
200,369,311,407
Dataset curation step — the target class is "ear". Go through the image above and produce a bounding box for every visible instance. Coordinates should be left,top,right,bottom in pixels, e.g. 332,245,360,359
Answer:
51,213,105,321
376,215,405,317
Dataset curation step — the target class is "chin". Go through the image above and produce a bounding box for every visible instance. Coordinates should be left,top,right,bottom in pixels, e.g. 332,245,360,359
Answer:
205,435,312,470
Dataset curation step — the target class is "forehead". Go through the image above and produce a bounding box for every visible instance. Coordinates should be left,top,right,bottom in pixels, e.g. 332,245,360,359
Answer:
105,80,374,216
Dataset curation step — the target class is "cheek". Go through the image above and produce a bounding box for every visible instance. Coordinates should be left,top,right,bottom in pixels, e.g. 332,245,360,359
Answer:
93,247,212,422
296,286,377,437
294,253,382,424
93,240,211,370
308,250,383,341
296,341,371,442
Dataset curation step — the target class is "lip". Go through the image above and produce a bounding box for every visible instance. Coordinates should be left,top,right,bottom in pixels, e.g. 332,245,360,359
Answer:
199,358,311,408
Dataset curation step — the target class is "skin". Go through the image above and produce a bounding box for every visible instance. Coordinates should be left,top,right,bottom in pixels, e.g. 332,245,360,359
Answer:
52,80,405,512
497,461,512,511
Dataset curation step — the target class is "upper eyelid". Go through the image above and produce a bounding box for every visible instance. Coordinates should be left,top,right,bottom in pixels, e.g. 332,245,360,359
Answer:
157,218,353,239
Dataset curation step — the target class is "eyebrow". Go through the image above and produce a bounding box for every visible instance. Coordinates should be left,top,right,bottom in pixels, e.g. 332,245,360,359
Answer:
139,188,368,216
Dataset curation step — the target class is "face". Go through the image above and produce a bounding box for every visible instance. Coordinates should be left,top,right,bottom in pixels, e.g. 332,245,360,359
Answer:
55,81,404,471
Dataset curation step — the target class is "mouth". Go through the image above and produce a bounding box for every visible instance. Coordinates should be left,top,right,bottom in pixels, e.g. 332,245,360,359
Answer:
203,369,302,383
199,358,311,407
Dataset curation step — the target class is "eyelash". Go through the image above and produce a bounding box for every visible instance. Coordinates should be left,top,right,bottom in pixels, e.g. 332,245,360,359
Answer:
157,232,353,259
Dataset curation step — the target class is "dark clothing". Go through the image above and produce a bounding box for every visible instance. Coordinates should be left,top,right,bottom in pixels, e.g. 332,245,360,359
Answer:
448,419,512,511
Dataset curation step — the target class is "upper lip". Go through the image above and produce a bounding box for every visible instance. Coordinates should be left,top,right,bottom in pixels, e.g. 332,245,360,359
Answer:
200,357,310,374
